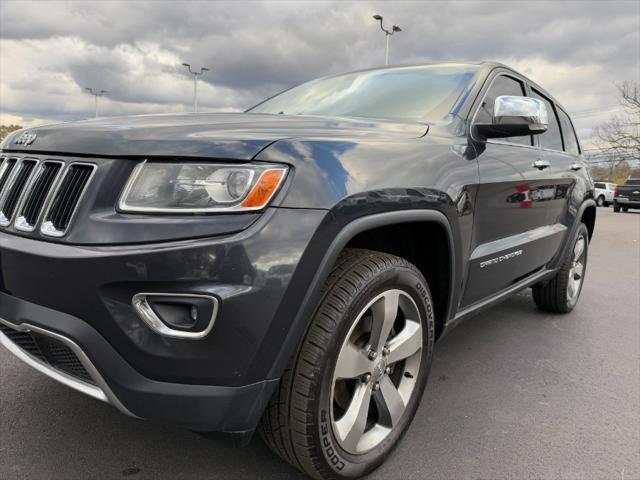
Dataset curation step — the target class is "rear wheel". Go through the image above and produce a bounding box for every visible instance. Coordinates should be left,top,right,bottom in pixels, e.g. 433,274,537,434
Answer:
259,248,435,479
622,206,629,212
532,223,589,313
596,195,605,207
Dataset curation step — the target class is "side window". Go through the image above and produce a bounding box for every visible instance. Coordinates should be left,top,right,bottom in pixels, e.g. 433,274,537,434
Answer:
476,75,532,146
531,89,563,151
594,183,605,189
557,108,580,156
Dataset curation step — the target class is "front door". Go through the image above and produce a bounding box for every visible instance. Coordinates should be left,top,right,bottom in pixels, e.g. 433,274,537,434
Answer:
461,73,565,307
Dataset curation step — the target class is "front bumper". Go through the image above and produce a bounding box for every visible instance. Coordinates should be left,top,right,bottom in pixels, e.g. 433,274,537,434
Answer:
0,206,328,434
0,298,277,434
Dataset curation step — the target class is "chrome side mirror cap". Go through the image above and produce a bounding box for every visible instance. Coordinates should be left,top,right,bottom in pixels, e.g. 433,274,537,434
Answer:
476,95,549,139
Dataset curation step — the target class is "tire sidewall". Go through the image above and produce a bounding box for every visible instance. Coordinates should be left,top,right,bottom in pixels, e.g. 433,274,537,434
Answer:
312,265,435,478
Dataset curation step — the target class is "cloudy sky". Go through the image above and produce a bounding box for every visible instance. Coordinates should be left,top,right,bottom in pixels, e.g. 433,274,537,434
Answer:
0,0,638,148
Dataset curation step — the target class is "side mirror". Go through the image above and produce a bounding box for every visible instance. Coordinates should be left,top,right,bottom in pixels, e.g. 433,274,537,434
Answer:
476,95,548,139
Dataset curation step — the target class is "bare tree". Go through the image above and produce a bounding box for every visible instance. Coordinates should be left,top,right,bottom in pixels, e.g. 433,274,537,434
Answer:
593,81,640,179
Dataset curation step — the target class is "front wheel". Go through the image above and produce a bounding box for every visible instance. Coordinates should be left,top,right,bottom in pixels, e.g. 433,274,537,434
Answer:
532,223,589,313
614,204,621,212
259,249,435,479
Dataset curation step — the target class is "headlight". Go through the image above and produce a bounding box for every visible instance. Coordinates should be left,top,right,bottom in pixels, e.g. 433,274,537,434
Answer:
118,162,288,213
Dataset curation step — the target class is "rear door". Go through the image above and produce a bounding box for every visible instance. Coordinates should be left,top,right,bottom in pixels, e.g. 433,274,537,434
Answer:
462,72,559,307
529,90,581,230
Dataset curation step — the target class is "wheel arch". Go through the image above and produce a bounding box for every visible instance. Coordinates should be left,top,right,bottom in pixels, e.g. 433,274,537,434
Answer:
266,209,457,380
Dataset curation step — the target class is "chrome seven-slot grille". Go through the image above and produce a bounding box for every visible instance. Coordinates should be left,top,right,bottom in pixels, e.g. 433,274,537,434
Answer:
0,156,95,237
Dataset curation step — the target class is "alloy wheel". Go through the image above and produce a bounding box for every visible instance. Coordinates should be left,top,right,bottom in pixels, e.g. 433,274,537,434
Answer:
567,234,586,302
331,289,423,454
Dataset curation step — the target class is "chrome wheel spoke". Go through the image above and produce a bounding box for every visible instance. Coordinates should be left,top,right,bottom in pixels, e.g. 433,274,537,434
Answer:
331,288,423,455
573,237,585,261
567,235,586,301
334,383,373,452
374,375,405,427
386,320,422,364
369,290,400,353
568,277,576,298
573,261,584,279
335,342,372,380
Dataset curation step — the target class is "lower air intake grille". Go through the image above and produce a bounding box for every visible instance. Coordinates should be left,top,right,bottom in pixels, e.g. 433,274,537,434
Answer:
0,324,46,361
42,163,95,236
0,323,95,385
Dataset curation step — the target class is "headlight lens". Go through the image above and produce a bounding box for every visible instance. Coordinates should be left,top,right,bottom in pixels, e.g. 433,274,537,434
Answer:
119,162,287,213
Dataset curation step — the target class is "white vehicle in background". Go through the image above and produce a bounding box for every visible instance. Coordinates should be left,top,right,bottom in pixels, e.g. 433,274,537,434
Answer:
594,181,617,207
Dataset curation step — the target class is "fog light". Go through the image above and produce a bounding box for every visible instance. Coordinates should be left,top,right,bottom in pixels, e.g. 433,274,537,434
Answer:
132,293,218,339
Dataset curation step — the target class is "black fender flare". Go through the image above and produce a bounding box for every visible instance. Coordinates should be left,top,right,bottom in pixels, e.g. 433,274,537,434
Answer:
549,199,596,269
266,208,457,379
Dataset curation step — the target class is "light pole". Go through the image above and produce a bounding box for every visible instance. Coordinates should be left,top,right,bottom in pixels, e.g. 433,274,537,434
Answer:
372,15,402,65
85,88,108,118
182,63,209,112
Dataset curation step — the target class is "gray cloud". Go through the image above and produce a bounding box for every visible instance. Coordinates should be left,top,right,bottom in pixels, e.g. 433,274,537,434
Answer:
0,0,638,146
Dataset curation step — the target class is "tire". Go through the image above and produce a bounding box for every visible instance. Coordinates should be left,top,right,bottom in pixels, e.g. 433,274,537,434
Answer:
259,248,435,479
613,204,621,212
622,206,629,212
596,195,605,207
532,223,589,313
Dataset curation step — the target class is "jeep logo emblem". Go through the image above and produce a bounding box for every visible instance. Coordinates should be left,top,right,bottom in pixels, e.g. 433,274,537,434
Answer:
14,131,37,146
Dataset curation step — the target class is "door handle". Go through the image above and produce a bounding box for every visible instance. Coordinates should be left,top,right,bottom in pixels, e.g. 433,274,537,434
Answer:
570,163,583,171
533,160,550,170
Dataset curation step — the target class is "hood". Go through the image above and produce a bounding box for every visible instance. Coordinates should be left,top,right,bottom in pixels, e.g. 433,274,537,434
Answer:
2,113,428,160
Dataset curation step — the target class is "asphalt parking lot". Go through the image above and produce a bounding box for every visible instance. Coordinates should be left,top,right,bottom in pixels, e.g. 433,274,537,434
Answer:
1,207,639,480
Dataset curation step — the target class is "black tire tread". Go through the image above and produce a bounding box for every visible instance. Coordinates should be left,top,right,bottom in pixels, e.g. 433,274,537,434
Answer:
532,223,588,313
258,248,426,480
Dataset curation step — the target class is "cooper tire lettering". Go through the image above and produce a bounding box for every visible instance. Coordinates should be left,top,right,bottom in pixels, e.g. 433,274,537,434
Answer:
320,409,345,471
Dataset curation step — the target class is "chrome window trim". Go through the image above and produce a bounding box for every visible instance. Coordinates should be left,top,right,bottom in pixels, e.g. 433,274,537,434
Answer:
0,158,40,227
14,160,65,232
118,160,289,214
0,317,136,418
40,162,97,238
132,292,219,340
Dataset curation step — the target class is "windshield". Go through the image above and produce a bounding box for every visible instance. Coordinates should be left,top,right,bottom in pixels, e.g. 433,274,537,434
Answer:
248,65,479,122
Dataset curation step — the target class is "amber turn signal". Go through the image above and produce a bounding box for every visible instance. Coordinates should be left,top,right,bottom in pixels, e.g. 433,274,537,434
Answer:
241,168,286,208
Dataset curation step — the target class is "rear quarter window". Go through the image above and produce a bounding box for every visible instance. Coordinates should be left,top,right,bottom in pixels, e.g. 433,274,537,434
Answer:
557,108,581,156
531,89,563,151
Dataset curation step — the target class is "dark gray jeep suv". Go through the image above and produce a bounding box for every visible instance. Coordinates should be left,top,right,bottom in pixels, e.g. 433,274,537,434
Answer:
0,63,595,479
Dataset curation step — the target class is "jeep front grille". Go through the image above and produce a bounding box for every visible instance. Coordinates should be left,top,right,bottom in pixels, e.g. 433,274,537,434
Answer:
41,163,95,237
0,157,18,193
0,156,95,237
0,159,37,226
15,161,63,232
